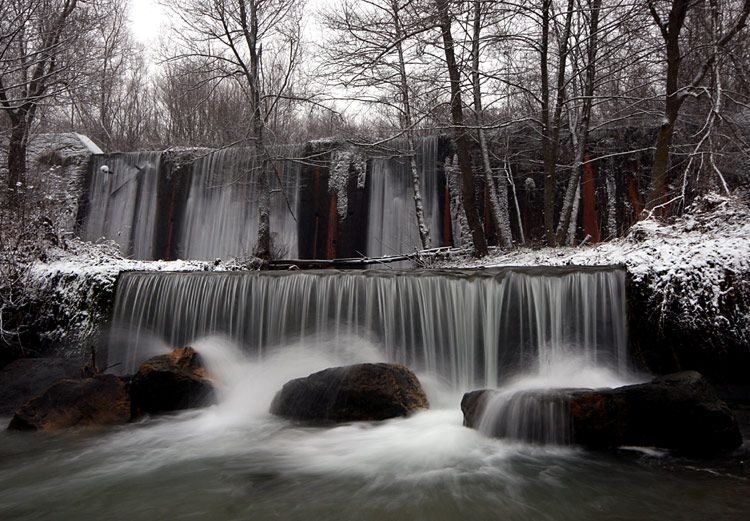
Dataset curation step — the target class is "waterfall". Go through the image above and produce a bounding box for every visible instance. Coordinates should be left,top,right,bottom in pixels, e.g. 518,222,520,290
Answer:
82,152,161,259
179,147,300,260
477,390,572,444
108,267,628,389
366,137,443,256
80,148,300,260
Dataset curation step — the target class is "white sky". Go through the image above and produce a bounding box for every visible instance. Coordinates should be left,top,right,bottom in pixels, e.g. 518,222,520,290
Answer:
129,0,164,44
128,0,327,46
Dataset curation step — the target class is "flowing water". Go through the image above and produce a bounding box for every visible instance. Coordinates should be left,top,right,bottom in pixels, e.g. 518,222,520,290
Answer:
0,337,747,521
80,139,448,261
82,148,301,260
83,152,161,258
107,267,629,385
1,268,747,519
179,147,301,260
366,137,443,256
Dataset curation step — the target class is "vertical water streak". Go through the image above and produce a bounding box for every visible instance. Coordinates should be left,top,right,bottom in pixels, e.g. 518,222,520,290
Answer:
366,137,442,256
83,152,161,258
179,147,300,260
477,390,572,445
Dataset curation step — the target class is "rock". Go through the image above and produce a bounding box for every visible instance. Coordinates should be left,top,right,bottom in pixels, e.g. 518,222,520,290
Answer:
7,374,130,431
0,358,81,416
270,363,429,422
130,347,215,416
462,371,742,456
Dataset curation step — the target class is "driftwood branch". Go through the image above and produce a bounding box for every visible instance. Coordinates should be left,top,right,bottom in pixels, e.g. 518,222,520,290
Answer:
266,247,467,270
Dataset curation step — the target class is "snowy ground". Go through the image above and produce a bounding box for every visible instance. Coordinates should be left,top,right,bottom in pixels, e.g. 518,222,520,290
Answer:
446,192,749,279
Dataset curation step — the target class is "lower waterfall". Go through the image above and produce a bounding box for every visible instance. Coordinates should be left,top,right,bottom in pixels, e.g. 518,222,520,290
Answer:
108,267,628,389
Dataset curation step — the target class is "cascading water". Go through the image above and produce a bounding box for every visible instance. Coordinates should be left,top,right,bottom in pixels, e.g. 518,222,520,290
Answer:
3,267,745,520
179,147,300,260
83,152,161,258
108,267,628,390
366,137,443,256
81,148,300,260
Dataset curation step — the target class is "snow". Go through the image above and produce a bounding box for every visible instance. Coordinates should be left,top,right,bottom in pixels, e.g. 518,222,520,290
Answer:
444,191,750,337
446,192,748,274
328,147,366,218
25,240,248,358
30,240,233,288
73,133,104,154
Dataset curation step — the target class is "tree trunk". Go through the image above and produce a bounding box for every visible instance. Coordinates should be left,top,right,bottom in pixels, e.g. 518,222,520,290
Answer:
7,119,29,207
242,0,271,260
605,155,618,239
407,141,431,249
556,0,601,243
472,0,512,248
435,0,487,257
540,0,553,245
566,179,581,246
646,101,680,211
390,0,431,250
504,159,525,244
541,0,574,246
645,0,689,213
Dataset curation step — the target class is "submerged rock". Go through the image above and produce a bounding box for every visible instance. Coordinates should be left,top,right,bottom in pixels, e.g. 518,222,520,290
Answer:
463,371,742,456
270,363,429,422
130,347,215,416
0,358,81,416
7,374,130,431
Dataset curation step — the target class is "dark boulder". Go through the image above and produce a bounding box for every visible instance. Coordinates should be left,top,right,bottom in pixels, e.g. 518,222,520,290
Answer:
0,358,81,416
130,347,215,416
462,371,742,456
270,363,429,422
7,374,130,431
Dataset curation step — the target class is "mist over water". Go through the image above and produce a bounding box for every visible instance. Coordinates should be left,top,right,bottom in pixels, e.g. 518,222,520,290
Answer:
1,335,746,521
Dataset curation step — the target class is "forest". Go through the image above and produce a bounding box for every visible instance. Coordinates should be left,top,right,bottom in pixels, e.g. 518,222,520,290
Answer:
2,0,749,259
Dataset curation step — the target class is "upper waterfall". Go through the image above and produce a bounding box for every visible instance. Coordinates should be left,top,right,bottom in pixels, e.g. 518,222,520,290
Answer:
78,138,454,261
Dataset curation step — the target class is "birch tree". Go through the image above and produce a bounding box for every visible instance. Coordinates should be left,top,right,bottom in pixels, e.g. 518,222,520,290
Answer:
435,0,488,256
320,0,435,249
469,0,513,247
556,0,602,244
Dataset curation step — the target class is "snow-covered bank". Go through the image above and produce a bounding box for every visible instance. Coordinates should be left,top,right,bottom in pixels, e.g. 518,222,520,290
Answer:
23,241,231,363
445,192,750,382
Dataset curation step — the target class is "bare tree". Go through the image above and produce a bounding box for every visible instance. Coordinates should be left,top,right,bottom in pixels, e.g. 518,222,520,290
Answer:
434,0,487,256
165,0,306,258
0,0,98,204
469,0,512,247
556,0,602,244
645,0,750,212
320,0,436,250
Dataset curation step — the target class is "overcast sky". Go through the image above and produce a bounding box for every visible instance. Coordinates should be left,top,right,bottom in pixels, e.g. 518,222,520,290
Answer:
129,0,163,44
128,0,327,46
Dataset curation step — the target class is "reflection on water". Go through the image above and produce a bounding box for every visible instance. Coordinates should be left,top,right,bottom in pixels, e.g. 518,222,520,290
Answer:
0,338,746,521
